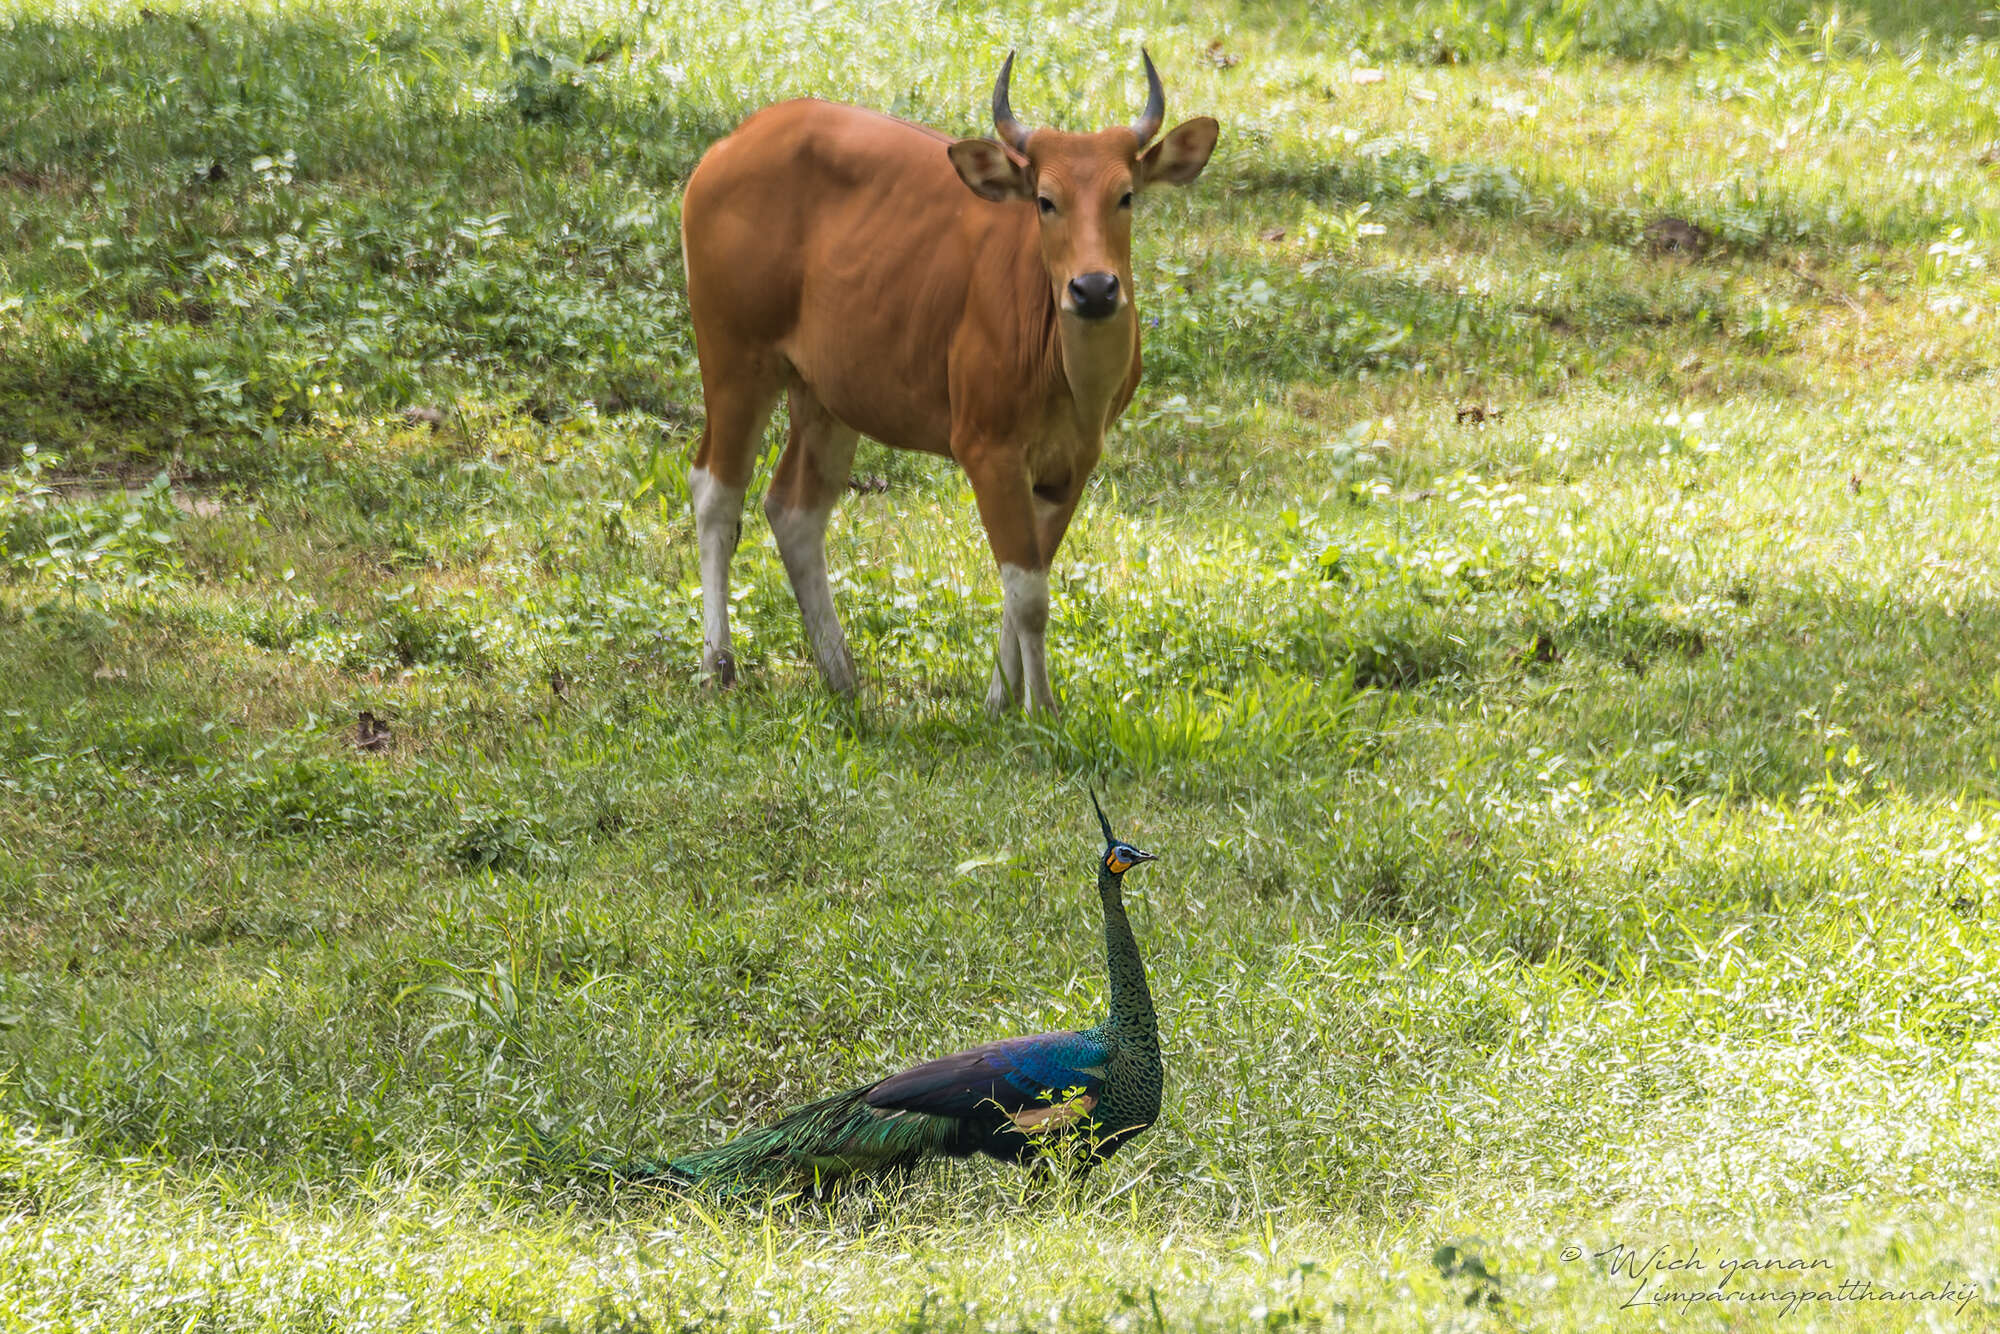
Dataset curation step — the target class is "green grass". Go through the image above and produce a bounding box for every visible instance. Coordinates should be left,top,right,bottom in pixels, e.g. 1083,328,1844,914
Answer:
7,0,2000,1327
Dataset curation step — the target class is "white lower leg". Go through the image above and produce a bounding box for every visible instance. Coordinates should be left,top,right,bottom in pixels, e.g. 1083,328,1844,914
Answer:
984,612,1022,714
766,499,857,696
990,564,1054,714
690,466,746,686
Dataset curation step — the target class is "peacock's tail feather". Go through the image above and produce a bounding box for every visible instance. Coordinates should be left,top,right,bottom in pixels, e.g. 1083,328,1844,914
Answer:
606,1084,967,1192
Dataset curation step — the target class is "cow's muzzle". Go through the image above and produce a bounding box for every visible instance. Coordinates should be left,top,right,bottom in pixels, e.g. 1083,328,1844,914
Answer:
1066,272,1122,321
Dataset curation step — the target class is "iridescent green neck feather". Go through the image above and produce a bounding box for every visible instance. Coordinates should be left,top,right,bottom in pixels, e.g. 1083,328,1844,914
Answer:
1097,862,1158,1043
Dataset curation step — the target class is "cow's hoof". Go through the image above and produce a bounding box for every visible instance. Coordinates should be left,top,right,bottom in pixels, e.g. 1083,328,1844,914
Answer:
820,651,859,699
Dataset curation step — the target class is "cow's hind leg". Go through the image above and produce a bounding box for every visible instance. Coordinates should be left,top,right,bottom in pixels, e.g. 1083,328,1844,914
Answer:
690,371,781,688
765,384,860,696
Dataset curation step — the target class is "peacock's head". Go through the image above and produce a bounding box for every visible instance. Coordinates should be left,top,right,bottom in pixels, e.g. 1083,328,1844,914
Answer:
1090,789,1157,877
1103,841,1156,875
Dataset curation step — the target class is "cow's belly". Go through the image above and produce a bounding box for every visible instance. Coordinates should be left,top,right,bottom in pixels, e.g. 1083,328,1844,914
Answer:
781,330,955,458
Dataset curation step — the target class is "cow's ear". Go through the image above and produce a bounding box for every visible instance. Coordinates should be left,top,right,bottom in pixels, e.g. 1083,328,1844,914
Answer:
1138,117,1218,188
949,138,1032,202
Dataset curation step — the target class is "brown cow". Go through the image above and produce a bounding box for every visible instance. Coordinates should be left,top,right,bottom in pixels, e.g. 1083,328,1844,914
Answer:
682,51,1217,712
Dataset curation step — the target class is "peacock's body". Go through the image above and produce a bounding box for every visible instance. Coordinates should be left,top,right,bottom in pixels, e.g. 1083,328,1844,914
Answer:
616,795,1162,1193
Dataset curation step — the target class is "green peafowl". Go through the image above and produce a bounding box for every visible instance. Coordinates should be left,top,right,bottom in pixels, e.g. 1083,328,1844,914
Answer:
611,792,1162,1193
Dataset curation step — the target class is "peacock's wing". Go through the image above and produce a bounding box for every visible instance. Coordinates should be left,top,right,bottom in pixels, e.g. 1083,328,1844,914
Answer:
863,1031,1110,1120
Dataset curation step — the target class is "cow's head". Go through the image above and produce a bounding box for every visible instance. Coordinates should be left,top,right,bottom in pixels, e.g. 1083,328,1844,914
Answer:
948,51,1218,325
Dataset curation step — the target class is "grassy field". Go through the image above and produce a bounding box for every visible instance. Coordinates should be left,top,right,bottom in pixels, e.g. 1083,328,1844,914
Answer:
7,0,2000,1326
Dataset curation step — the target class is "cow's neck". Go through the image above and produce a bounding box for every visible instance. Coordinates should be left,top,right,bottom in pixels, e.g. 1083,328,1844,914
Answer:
1052,311,1136,437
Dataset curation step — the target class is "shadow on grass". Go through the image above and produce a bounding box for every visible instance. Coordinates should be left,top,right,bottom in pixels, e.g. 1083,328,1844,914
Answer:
0,0,1935,470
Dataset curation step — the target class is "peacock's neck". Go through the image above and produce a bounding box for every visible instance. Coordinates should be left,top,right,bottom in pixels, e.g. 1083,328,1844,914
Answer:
1098,870,1158,1049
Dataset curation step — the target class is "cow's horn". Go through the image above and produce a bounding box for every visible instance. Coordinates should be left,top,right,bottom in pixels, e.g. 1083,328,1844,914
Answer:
1131,47,1165,145
992,50,1032,152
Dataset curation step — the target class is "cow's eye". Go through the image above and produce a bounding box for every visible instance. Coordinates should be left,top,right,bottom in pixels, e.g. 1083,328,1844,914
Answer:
1037,196,1057,216
1119,192,1133,209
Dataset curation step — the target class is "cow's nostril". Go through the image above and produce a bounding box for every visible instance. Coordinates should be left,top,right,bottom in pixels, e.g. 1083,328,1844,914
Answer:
1066,272,1121,320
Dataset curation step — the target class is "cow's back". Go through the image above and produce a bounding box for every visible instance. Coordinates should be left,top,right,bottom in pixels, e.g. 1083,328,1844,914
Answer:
682,100,1009,454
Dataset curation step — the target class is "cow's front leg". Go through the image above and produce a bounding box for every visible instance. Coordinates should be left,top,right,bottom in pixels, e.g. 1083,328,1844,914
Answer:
1031,470,1089,590
995,565,1053,714
966,459,1056,715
